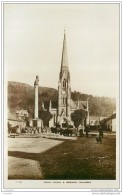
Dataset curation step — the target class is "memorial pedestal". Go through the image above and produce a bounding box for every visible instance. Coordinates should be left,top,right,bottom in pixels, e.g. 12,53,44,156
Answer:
33,118,43,128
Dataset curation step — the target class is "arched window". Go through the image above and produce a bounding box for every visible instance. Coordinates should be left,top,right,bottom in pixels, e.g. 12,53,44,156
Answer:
63,97,66,105
63,79,66,88
64,80,66,88
62,97,65,105
64,97,66,104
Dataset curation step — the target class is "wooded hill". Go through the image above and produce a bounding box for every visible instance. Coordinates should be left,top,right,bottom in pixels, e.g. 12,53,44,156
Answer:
8,81,116,118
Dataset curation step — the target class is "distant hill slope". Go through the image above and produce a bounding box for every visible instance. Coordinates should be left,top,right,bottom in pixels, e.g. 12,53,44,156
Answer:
8,81,58,117
8,81,116,118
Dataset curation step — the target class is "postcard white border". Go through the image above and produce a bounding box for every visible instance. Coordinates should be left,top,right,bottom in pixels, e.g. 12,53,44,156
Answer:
1,0,122,193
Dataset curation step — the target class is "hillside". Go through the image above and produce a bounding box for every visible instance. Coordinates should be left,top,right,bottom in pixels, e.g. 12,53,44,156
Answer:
8,81,116,118
8,81,58,118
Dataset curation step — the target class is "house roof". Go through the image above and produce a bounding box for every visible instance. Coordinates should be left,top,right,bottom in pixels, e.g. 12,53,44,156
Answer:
8,117,25,122
8,112,26,122
100,112,116,123
16,109,29,116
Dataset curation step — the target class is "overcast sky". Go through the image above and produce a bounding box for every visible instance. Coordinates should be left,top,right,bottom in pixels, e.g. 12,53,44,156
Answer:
4,3,119,98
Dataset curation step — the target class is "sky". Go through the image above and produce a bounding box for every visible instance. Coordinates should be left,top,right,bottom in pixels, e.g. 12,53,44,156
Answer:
4,3,119,98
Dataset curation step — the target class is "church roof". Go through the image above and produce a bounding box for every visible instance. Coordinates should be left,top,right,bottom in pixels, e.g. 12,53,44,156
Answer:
70,100,78,109
50,99,88,111
71,100,88,110
78,101,88,110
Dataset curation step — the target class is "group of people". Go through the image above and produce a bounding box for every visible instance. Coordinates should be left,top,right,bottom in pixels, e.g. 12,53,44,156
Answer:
79,124,103,138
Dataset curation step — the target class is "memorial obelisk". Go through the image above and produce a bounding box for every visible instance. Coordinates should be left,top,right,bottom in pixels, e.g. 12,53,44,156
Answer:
34,75,39,119
33,76,42,130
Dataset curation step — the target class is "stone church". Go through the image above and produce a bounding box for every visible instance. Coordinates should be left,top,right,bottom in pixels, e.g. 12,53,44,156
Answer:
47,31,89,128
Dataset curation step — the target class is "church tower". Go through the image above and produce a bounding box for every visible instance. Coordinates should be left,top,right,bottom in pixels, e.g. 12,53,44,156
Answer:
57,31,71,125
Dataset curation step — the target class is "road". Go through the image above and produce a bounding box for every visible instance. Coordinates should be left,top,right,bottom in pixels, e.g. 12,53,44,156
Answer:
8,135,77,179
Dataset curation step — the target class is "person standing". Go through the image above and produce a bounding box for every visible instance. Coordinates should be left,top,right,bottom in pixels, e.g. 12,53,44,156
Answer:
85,125,90,138
98,124,103,138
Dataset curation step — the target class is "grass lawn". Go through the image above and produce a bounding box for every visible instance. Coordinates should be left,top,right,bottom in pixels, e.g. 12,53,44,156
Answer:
8,134,116,180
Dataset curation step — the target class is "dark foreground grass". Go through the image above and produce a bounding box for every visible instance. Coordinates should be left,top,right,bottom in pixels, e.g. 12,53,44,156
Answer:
8,136,116,180
39,136,116,180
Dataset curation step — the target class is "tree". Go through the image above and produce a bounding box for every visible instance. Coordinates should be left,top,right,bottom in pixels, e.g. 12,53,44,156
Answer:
71,109,87,129
39,110,53,127
100,119,107,131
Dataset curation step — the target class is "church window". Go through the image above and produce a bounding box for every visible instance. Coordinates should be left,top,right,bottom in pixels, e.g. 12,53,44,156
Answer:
62,97,65,105
63,79,66,88
63,97,66,105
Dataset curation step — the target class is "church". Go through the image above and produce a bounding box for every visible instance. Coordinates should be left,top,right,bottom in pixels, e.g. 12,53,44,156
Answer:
47,31,89,128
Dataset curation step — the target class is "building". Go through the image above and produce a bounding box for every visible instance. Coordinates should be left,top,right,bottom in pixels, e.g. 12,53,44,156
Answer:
16,109,29,119
8,113,26,133
89,116,100,130
89,116,106,130
104,112,116,132
47,31,89,128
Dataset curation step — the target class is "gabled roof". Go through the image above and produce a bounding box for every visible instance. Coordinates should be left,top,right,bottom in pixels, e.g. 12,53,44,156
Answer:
71,100,88,110
71,100,78,109
103,113,116,122
78,101,88,110
8,115,25,122
48,100,88,111
16,109,29,116
100,112,116,123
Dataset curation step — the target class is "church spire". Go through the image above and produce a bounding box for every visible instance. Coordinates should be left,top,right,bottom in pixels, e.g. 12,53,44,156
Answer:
58,31,71,120
61,30,68,69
